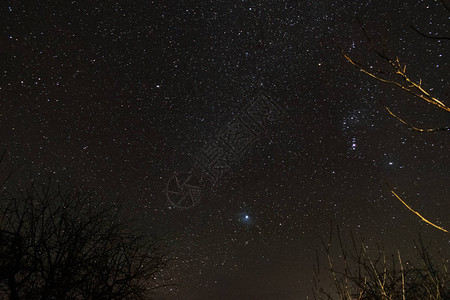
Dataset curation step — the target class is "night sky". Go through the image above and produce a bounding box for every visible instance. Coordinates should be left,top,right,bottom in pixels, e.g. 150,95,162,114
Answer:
1,0,449,299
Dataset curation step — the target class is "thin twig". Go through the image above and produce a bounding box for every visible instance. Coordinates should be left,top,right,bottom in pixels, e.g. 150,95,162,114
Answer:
383,178,449,233
382,104,450,132
410,25,450,41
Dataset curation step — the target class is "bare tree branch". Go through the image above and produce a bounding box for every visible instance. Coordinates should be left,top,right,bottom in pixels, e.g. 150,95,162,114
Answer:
381,104,450,132
342,52,450,113
343,17,450,133
383,178,449,234
410,25,450,41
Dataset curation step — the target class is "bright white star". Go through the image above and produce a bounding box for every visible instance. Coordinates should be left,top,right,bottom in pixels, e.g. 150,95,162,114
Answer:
238,212,253,225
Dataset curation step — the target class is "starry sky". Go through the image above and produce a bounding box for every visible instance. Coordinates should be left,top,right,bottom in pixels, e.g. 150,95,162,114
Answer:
1,0,449,299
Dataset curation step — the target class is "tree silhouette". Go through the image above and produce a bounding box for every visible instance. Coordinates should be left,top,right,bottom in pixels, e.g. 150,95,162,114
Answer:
313,228,450,299
0,169,171,299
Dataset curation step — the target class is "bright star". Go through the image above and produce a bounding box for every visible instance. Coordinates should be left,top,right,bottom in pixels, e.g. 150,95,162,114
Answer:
238,212,253,225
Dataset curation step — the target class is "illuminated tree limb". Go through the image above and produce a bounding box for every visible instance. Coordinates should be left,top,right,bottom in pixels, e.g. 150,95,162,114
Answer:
343,17,450,127
384,179,449,233
343,53,450,113
382,104,450,132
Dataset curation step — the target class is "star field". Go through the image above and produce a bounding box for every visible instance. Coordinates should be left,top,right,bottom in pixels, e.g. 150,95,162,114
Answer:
1,0,449,299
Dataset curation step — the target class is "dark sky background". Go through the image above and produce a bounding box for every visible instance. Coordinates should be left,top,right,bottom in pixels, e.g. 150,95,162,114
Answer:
1,0,449,299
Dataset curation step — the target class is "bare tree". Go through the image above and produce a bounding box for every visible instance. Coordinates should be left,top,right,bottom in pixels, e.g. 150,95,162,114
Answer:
313,227,450,299
0,173,171,299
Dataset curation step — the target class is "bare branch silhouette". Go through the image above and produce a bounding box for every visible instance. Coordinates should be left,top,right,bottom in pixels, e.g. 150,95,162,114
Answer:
409,26,450,41
0,175,173,299
314,229,450,299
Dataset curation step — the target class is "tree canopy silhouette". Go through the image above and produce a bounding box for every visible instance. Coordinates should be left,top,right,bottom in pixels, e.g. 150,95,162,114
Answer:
0,168,171,299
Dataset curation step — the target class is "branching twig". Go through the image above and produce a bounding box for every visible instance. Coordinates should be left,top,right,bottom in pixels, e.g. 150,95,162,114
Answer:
343,18,450,132
343,53,450,113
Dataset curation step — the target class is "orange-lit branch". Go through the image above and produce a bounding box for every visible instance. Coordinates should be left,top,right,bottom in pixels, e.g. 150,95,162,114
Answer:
343,53,450,113
383,105,450,132
387,186,449,233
